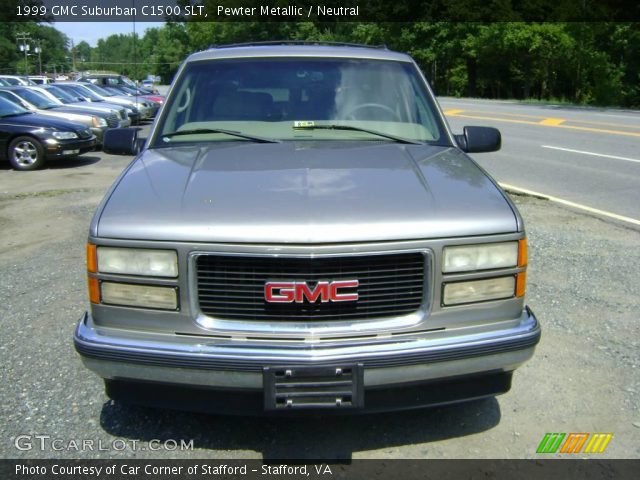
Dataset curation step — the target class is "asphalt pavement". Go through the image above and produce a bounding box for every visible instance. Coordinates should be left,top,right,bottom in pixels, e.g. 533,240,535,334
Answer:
439,98,640,222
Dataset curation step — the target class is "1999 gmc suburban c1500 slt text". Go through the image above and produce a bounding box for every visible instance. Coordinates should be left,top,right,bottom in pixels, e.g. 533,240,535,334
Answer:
74,43,541,414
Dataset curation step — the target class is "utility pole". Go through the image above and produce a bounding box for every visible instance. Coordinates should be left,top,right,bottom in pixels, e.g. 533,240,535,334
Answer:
16,32,31,75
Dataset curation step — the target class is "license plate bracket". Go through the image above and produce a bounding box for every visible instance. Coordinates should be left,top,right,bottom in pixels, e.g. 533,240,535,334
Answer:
264,364,364,410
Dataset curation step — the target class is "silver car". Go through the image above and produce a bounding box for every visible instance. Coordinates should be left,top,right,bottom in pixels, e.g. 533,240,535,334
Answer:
53,83,140,125
72,82,154,120
75,44,540,414
36,85,131,128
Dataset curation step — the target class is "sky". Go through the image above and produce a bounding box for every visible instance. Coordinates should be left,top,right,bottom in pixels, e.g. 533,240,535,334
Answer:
54,22,161,46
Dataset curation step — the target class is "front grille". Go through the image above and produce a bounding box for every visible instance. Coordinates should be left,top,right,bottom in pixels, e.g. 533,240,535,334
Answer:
196,253,425,322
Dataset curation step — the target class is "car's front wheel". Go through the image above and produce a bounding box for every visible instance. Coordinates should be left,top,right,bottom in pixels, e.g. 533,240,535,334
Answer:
8,136,45,171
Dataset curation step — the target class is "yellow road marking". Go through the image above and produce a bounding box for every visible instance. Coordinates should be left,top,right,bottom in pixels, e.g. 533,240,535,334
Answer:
499,183,640,227
445,108,640,129
445,112,640,138
568,118,640,130
554,123,640,138
539,118,566,126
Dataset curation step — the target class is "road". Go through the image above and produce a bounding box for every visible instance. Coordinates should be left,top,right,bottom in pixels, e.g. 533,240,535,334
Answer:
1,109,639,461
439,98,640,222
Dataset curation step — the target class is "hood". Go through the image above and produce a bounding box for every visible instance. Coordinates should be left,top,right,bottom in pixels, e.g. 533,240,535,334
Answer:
58,104,113,115
97,96,134,106
0,112,88,131
37,108,91,123
96,142,517,243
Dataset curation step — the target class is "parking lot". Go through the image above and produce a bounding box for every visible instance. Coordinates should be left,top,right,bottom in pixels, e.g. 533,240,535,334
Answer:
1,110,639,459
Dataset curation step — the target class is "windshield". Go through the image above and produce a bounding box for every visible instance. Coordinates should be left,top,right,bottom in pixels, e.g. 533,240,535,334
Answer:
81,83,113,97
118,86,137,95
64,85,103,101
122,77,137,88
15,88,59,109
44,85,77,104
0,96,29,117
103,86,124,96
1,77,21,85
153,57,448,146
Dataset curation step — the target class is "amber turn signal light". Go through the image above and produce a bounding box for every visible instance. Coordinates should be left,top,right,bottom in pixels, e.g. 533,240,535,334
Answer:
518,238,528,267
516,272,527,297
88,277,100,304
86,243,97,273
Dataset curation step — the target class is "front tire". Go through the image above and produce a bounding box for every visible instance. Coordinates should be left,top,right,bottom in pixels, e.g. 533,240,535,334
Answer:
8,136,45,171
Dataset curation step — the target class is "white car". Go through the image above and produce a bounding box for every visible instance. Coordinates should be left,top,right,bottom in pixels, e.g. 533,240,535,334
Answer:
28,76,55,85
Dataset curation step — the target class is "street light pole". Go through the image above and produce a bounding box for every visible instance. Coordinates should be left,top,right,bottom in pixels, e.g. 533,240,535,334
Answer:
16,32,31,75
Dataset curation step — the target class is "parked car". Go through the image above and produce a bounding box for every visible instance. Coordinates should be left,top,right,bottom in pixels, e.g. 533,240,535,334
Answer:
0,87,108,146
104,84,165,106
0,96,96,170
100,86,161,117
32,85,131,128
119,86,164,106
70,82,153,122
141,79,159,93
79,73,137,89
82,73,163,96
28,76,55,85
76,43,540,414
53,83,140,125
0,75,35,86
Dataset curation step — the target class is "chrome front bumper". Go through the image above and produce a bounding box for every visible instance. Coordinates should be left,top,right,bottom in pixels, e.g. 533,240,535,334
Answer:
74,308,540,390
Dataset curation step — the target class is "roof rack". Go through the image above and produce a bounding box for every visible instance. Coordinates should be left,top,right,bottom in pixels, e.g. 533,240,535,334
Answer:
209,41,388,50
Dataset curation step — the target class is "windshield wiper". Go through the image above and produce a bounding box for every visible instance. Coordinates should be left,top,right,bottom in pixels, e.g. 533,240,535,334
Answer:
293,123,422,145
161,128,280,144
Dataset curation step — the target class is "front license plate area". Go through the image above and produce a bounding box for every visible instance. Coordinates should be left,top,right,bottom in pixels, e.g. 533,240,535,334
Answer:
264,364,364,410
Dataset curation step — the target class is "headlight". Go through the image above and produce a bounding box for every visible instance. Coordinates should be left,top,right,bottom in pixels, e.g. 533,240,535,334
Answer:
101,282,177,310
97,247,178,277
52,131,78,140
92,116,107,127
443,276,515,306
443,242,518,273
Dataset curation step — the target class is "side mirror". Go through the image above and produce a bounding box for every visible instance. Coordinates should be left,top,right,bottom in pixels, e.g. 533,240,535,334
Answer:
103,128,143,155
457,126,501,153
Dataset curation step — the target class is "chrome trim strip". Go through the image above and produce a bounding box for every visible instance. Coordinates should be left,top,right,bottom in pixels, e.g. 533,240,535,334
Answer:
75,308,540,373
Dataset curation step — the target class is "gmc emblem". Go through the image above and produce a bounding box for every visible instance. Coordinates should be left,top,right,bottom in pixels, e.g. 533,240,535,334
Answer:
264,280,359,303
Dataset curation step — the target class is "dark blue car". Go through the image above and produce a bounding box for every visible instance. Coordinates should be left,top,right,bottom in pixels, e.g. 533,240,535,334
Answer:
0,97,96,170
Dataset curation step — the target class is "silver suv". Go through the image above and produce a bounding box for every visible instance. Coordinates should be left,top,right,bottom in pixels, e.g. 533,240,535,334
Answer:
75,43,540,414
